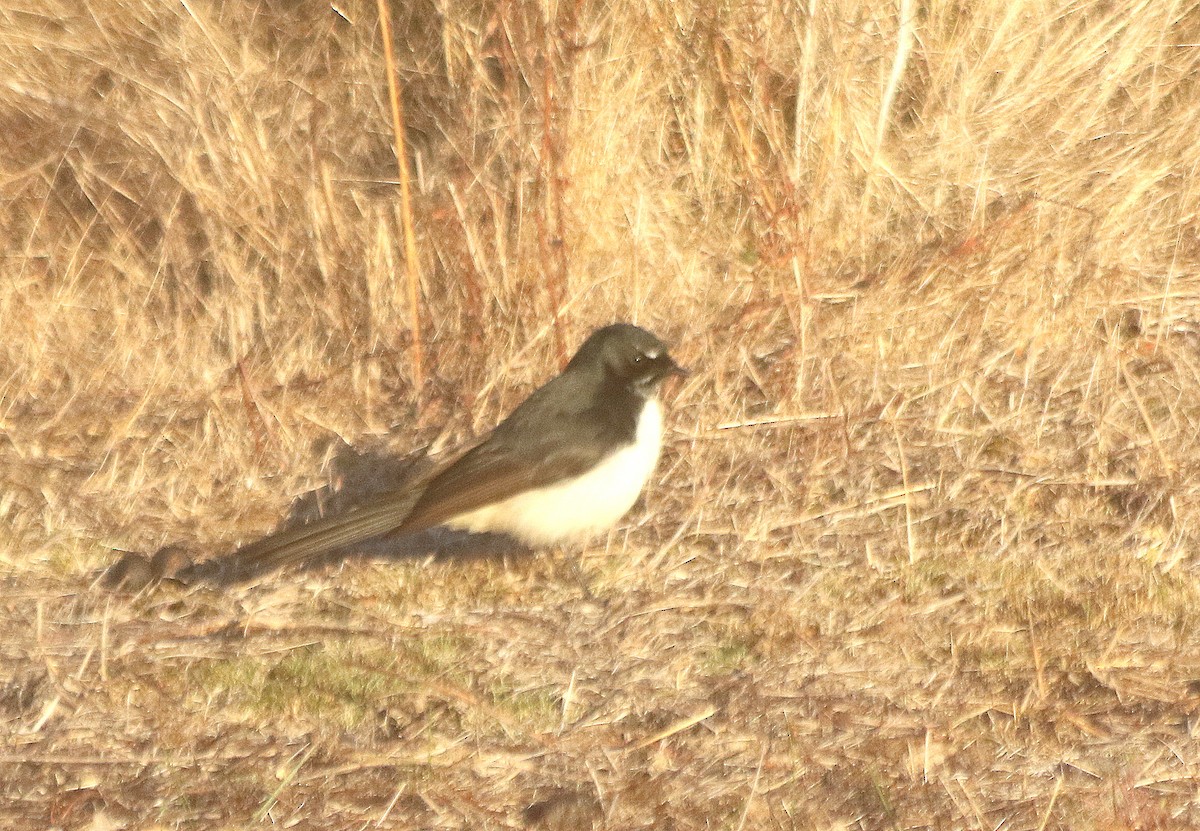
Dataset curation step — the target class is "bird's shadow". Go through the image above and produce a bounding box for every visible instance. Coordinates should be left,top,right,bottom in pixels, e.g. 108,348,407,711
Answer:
181,439,533,586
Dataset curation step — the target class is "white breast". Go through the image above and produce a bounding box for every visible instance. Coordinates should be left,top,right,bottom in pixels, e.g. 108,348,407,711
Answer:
445,398,665,546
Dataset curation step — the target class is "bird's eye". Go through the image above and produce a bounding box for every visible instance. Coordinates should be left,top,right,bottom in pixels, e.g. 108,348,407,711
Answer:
633,354,643,363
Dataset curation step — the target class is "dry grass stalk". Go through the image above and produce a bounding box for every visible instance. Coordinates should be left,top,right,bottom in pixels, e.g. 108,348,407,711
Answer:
376,0,425,391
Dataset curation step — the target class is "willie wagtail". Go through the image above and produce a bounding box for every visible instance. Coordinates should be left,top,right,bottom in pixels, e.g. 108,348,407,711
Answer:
213,323,686,583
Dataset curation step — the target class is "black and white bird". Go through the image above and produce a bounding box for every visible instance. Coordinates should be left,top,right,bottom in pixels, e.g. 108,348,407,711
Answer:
215,323,686,583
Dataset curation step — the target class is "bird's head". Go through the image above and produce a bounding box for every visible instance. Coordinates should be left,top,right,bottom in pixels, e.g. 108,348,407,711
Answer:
568,323,687,394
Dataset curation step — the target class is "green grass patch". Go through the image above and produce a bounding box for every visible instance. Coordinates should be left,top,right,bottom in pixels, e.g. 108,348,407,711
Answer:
186,646,387,728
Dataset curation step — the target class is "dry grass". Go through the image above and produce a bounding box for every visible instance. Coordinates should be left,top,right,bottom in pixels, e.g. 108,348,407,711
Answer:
3,0,1200,828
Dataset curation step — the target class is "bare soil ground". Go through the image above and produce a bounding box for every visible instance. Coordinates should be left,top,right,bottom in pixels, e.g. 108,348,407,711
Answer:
3,1,1200,828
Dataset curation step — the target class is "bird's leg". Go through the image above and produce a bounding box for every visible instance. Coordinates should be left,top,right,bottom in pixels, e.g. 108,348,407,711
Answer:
561,551,600,603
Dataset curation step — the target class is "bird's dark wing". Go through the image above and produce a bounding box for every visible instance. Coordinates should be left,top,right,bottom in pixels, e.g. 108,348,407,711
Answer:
396,371,635,532
394,429,610,533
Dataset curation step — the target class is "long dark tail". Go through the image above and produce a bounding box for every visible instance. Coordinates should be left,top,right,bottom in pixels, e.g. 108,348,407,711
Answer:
192,484,428,585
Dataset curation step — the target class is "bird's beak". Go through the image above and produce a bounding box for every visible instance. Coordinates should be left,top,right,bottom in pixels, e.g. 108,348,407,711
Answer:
665,357,689,378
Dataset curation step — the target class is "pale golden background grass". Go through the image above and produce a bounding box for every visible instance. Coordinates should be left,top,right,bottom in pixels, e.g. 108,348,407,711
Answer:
3,1,1200,828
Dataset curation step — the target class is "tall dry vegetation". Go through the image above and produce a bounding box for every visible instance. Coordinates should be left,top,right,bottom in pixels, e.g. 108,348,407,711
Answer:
3,1,1200,829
